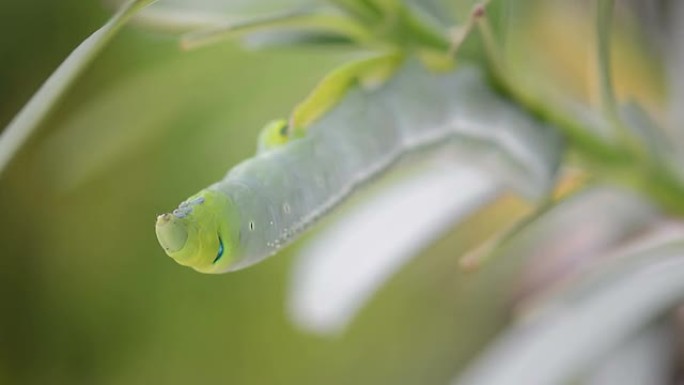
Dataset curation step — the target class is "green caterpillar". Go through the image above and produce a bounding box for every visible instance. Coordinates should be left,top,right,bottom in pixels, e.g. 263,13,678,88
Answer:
155,59,562,273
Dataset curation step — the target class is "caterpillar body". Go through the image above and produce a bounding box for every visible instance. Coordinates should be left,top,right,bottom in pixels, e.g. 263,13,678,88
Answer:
155,61,562,273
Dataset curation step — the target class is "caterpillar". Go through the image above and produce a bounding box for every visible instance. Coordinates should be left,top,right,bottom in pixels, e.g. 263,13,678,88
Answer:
155,60,563,273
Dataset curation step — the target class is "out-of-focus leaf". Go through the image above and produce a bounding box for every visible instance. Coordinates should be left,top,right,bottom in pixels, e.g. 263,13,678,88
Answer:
624,0,668,54
0,0,157,176
130,8,230,33
618,101,684,201
510,186,660,304
596,0,618,122
178,9,375,52
178,7,341,50
667,0,684,141
289,159,501,334
243,30,357,50
127,1,330,37
520,220,684,316
404,0,457,27
583,321,676,385
620,101,673,163
128,0,317,16
452,227,684,385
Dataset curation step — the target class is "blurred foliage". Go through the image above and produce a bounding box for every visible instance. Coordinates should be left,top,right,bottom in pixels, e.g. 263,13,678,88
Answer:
0,0,677,384
0,1,508,384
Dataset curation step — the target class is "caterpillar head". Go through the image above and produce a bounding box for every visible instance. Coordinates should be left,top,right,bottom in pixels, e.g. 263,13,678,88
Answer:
155,190,240,273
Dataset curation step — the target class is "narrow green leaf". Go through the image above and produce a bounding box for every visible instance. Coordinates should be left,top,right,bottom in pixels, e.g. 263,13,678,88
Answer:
126,0,321,32
0,0,157,176
405,0,456,27
179,7,325,50
243,30,357,50
130,8,230,33
325,0,382,23
139,0,317,15
182,13,373,51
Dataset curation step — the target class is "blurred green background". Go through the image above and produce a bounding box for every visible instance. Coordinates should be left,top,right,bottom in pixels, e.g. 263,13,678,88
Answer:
1,1,653,384
0,2,512,384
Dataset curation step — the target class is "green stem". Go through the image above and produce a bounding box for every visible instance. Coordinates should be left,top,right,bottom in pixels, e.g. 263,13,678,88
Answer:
475,4,684,215
595,0,644,156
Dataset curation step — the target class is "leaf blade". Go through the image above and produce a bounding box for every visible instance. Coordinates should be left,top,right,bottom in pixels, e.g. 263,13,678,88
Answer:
288,160,501,334
0,0,157,176
452,229,684,385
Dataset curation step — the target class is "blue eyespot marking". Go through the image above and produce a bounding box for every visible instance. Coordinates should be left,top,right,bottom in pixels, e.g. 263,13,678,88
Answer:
213,236,224,264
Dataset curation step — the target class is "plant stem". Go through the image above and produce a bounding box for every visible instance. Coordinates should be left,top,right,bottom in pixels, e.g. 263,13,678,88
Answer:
475,3,684,215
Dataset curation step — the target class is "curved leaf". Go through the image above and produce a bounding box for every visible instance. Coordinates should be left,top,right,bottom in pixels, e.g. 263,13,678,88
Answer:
288,159,501,334
584,322,676,385
452,227,684,385
140,0,316,16
666,0,684,141
0,0,157,176
242,30,357,50
129,8,230,33
510,186,660,305
129,0,322,34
